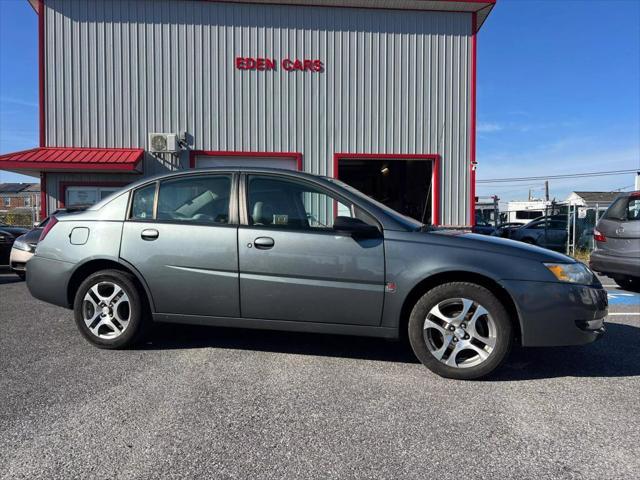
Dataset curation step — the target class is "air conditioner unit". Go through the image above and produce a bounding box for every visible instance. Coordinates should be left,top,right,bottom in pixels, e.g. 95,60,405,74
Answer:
148,133,178,153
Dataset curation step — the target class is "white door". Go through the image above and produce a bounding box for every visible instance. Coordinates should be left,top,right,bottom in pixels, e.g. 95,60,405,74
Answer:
194,155,298,170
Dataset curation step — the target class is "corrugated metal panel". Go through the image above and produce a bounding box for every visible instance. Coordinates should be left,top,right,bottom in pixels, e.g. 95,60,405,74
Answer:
44,0,472,225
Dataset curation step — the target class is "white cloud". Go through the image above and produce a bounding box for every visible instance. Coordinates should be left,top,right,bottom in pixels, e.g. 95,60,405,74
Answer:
0,96,38,108
477,122,503,133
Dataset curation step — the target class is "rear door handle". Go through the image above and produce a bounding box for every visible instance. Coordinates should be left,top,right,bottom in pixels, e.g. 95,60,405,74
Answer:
253,237,275,250
141,228,159,241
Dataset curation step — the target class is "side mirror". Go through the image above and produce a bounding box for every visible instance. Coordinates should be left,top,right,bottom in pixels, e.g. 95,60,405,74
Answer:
333,216,381,238
33,222,41,228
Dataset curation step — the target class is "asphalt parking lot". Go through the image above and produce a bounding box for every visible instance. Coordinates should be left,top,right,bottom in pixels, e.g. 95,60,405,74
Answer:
1,270,639,480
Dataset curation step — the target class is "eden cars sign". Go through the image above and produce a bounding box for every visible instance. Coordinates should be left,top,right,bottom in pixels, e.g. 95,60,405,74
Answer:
235,57,324,72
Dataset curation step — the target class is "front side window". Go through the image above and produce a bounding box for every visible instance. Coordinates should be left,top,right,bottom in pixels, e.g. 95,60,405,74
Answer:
157,175,231,224
247,175,368,230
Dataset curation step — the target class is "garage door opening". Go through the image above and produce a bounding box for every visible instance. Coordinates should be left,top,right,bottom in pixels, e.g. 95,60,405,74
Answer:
190,151,302,171
335,154,439,225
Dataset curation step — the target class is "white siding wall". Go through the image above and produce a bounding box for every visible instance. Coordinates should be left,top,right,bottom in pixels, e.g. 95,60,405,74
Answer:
44,0,472,225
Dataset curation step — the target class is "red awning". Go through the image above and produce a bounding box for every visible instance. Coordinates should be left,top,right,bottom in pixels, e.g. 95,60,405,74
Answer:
0,147,144,173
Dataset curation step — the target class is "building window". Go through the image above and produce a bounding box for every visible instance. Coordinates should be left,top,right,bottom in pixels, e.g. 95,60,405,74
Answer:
3,197,10,208
65,186,120,208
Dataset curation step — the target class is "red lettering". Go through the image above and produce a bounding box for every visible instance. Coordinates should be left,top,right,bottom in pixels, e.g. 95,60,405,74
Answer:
313,60,324,72
257,58,266,71
265,58,276,70
293,59,303,70
303,59,312,71
235,57,246,69
282,59,294,71
245,57,257,70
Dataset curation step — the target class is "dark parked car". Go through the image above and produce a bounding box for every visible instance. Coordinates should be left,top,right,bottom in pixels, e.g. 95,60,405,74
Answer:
509,216,568,251
0,222,29,266
590,191,640,291
491,222,524,239
26,168,607,380
471,217,497,236
10,208,87,279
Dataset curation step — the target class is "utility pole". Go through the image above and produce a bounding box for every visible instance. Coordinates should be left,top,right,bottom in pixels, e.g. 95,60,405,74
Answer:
545,180,549,201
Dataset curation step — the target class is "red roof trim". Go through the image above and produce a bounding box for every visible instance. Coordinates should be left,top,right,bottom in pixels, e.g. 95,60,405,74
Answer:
0,147,145,172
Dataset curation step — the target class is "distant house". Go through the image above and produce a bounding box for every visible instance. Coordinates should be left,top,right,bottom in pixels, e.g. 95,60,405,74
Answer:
566,191,621,209
0,183,40,212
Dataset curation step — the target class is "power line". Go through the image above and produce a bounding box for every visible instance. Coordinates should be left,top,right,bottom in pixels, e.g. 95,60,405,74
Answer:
477,169,637,184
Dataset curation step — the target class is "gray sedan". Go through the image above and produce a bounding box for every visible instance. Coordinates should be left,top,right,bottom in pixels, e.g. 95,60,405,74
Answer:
26,168,607,380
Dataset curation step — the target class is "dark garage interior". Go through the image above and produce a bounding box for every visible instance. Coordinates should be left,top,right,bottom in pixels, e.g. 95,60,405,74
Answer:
338,158,434,224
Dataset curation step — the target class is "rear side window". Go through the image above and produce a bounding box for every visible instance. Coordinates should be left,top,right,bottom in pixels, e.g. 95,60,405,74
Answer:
157,175,231,224
604,196,640,221
247,175,374,230
629,198,640,220
130,183,156,220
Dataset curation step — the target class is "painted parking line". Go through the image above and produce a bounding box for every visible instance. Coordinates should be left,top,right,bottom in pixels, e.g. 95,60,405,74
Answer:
607,313,638,316
607,290,640,306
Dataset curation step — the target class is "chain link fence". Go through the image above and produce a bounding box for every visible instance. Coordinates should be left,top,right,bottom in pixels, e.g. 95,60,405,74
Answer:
484,202,612,259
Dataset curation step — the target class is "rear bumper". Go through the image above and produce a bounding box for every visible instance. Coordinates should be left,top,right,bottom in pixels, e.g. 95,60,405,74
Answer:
9,248,33,272
26,255,74,308
589,250,640,278
502,280,607,347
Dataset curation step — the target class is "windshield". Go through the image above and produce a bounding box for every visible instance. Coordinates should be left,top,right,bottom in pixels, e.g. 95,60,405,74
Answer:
327,177,424,230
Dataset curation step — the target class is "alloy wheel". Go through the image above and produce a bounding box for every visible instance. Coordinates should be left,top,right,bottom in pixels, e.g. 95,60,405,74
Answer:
82,281,131,340
423,297,497,368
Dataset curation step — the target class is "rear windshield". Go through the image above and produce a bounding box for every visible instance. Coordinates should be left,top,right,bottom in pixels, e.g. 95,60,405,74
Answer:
604,195,640,221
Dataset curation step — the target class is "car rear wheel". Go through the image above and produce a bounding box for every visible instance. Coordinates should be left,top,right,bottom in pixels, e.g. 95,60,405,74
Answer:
408,282,513,380
73,269,146,349
613,276,640,292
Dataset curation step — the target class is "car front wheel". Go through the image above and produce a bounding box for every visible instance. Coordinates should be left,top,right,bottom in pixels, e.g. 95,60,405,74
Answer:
73,269,145,349
408,282,513,380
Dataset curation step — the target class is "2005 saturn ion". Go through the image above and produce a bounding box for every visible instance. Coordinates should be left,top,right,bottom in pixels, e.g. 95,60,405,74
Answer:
27,168,607,379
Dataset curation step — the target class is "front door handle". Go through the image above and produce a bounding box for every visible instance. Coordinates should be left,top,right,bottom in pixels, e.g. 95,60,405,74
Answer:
253,237,275,250
141,228,159,241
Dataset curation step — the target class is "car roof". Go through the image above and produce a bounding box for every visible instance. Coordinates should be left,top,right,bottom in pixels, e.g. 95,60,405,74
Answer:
124,167,328,190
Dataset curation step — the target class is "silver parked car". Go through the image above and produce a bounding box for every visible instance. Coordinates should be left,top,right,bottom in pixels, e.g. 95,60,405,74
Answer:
26,168,607,380
590,191,640,291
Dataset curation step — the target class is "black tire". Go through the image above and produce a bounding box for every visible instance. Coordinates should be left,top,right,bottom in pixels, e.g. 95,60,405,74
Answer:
73,269,146,349
614,276,640,292
408,282,513,380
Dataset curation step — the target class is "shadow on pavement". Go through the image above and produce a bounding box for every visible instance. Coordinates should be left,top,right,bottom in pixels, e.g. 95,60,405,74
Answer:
141,321,640,379
491,322,640,381
0,272,22,285
141,323,420,364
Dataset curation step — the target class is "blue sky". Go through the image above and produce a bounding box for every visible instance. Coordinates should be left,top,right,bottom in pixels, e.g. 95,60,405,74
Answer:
1,0,639,203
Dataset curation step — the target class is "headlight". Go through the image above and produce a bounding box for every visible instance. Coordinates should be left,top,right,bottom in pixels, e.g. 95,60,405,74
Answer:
12,239,30,251
544,262,594,285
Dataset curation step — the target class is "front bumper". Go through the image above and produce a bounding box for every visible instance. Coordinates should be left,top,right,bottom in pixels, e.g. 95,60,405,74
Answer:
501,280,607,347
9,247,33,272
589,250,640,278
26,255,75,309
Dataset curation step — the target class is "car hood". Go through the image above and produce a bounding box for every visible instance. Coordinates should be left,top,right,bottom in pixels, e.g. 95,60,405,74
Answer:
423,229,575,263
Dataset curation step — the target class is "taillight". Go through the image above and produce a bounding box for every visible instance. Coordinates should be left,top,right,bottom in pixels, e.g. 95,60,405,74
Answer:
593,228,606,242
39,216,58,241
